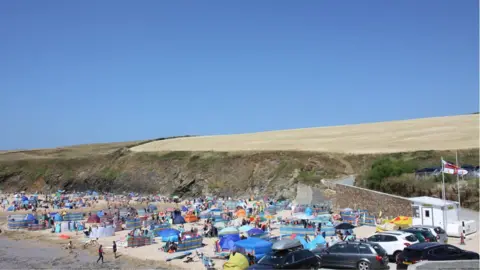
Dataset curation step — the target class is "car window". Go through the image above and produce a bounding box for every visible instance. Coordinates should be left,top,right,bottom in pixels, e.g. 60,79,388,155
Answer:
382,235,397,242
285,254,295,264
405,234,418,242
258,251,287,265
294,251,309,261
435,227,446,234
329,243,347,253
446,246,461,255
344,244,359,253
367,235,380,242
431,247,447,256
358,244,373,254
371,244,387,256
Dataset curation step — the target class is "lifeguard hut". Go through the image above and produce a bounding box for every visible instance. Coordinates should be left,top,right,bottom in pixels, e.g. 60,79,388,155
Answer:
409,196,459,230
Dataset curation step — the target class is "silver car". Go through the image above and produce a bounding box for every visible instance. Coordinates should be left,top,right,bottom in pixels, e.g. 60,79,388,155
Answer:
410,226,448,244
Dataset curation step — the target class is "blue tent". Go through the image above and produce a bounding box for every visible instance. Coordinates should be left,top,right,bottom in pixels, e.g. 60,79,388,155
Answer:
247,228,264,236
173,215,185,224
295,235,326,250
305,207,313,216
7,206,14,211
21,195,28,201
219,234,241,250
53,214,63,222
97,211,104,217
181,206,188,212
148,204,158,211
158,228,180,241
233,238,273,260
25,214,36,221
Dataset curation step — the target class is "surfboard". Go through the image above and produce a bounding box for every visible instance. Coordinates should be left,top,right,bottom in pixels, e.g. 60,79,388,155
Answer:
165,251,192,262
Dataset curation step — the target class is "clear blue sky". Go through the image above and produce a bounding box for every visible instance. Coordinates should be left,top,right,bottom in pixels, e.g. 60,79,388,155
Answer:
1,0,478,150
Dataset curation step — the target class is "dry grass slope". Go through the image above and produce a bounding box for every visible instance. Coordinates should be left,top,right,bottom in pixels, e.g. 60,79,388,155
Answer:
131,115,479,154
0,141,146,161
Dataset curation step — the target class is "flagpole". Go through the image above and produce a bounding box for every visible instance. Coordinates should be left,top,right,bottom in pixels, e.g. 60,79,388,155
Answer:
455,151,461,208
441,156,447,230
441,157,446,202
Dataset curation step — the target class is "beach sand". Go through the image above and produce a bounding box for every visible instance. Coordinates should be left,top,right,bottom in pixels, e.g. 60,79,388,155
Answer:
1,208,478,270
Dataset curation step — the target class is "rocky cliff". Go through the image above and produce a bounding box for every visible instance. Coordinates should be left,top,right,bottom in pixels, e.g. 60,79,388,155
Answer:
0,148,478,209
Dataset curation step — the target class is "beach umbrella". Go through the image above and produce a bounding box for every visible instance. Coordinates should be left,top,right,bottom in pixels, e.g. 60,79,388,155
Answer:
214,221,226,229
219,227,239,236
239,225,253,233
335,223,355,230
172,195,179,199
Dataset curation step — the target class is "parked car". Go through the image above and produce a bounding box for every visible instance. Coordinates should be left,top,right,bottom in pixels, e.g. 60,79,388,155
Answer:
400,228,437,242
367,231,419,261
248,249,320,269
397,242,480,269
316,241,389,270
409,226,448,244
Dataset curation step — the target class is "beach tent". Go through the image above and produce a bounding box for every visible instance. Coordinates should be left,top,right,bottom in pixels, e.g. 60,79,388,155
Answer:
24,214,36,221
233,238,273,260
235,208,246,218
296,235,326,250
223,252,249,270
7,205,14,211
219,234,241,250
239,225,253,233
97,211,105,217
184,212,198,223
173,215,185,224
247,228,264,237
148,204,158,211
53,214,63,222
87,214,101,223
181,205,188,212
219,227,239,236
159,228,180,242
305,207,313,216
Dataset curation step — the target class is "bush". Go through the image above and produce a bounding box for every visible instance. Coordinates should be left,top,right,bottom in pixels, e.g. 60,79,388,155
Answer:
363,157,417,189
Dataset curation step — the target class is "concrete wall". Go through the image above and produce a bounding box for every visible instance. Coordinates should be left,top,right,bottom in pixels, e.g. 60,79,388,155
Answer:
407,260,480,270
332,182,412,217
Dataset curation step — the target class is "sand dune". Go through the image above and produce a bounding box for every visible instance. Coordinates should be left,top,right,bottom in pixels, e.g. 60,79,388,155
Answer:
131,115,479,154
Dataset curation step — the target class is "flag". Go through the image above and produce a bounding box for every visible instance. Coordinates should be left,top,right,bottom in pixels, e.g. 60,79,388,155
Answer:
442,159,468,175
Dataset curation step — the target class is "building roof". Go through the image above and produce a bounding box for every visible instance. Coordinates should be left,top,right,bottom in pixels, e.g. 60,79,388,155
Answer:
409,196,458,207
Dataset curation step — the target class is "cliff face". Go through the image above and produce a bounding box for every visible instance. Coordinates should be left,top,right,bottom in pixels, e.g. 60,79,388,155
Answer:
0,150,353,199
0,149,478,210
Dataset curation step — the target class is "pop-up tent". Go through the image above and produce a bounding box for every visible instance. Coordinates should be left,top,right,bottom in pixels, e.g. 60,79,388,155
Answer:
219,234,241,251
233,238,272,261
223,252,249,270
87,214,101,223
173,215,185,224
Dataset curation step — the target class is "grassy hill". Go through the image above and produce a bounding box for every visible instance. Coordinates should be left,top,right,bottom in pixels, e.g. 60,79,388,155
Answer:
0,115,478,209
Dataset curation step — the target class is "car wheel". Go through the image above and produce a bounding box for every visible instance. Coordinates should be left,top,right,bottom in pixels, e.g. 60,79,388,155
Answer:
393,251,401,262
357,261,370,270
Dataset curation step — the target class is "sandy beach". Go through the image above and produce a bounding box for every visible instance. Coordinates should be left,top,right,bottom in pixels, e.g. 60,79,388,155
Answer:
2,207,478,270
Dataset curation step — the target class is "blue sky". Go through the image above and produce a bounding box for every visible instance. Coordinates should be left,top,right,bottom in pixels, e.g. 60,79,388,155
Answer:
1,1,478,150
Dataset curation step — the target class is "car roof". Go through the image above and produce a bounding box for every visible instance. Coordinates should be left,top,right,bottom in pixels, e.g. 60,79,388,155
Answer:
406,242,442,250
377,231,411,236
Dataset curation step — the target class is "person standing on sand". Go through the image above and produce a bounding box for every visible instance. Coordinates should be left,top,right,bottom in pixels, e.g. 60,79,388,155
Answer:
112,241,117,258
97,245,104,263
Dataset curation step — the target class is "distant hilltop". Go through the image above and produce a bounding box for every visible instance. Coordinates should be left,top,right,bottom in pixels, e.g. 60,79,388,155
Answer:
130,114,479,154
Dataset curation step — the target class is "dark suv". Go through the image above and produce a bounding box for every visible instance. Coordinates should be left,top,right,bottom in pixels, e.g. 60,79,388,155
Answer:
248,249,320,269
316,241,390,270
400,228,437,242
397,242,479,269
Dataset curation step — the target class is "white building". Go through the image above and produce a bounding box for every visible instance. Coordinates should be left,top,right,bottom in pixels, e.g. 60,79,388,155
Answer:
409,196,459,229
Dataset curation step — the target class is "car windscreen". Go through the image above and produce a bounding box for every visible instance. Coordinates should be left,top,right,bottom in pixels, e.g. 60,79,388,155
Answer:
422,231,435,239
257,250,288,265
402,248,424,259
371,244,387,256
